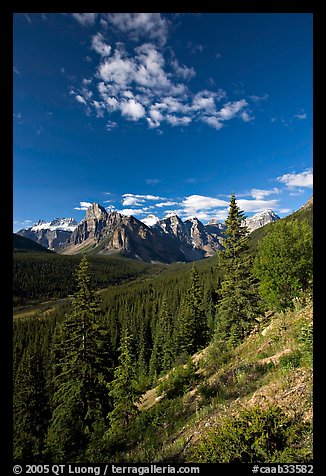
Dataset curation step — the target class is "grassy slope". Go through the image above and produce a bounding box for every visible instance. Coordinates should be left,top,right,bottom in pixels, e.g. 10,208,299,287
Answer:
118,298,313,463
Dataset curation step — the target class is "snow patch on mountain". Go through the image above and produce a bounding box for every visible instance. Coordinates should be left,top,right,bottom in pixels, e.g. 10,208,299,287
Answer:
31,218,78,232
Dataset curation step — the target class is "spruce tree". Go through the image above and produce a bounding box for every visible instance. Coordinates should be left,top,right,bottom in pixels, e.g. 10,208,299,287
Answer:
216,194,261,347
47,254,112,461
174,266,207,358
107,328,141,437
149,297,174,381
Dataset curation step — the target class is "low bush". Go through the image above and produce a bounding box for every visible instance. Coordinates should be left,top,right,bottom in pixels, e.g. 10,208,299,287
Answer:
190,406,312,463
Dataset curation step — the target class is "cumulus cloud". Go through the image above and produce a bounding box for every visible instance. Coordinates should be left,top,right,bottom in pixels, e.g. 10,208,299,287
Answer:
74,201,92,210
120,99,146,120
70,23,258,131
91,33,112,57
71,13,97,26
106,13,169,45
277,169,313,189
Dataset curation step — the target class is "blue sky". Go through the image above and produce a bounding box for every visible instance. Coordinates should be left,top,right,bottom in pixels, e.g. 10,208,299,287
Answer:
13,13,313,231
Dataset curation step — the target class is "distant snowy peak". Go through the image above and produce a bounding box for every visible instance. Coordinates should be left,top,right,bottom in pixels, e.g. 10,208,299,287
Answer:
31,217,78,232
245,209,280,232
141,214,160,227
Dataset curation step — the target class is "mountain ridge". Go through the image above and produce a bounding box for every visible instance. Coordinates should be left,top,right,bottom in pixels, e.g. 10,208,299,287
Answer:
16,201,299,261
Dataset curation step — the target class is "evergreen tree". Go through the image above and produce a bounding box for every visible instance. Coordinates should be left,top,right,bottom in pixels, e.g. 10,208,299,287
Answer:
107,328,141,436
174,266,207,357
254,219,313,311
216,194,261,347
14,345,51,461
47,254,113,461
149,297,175,380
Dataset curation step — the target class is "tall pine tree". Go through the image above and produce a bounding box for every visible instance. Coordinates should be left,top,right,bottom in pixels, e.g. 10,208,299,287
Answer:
47,254,113,461
216,194,261,347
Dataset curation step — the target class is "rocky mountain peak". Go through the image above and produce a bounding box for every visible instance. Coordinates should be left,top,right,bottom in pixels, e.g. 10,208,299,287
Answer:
245,209,280,232
85,203,108,221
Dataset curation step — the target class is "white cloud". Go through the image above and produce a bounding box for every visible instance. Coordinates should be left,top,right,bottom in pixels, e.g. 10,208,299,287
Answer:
122,193,164,206
294,111,307,120
171,59,196,81
155,201,178,207
191,90,219,113
182,195,229,214
106,120,118,131
237,199,279,213
250,94,269,103
75,95,87,105
13,66,20,75
91,33,112,57
251,188,280,200
277,169,313,189
217,100,247,120
106,13,169,45
71,13,97,26
119,208,146,216
201,116,223,130
165,115,191,126
74,201,92,211
71,32,260,131
122,196,142,206
241,111,254,122
120,99,146,120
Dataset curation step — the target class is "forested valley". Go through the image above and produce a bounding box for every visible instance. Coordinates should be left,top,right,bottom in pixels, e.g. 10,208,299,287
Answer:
13,196,313,464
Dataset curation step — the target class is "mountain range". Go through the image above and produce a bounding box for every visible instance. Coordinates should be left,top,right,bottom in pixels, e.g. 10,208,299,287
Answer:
17,204,281,263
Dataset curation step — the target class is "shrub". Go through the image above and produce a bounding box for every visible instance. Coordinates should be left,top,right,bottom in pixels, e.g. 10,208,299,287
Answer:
157,360,197,399
190,406,312,463
254,220,312,311
279,351,302,371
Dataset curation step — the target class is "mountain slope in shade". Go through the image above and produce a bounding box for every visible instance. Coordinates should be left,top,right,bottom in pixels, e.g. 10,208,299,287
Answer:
13,233,54,253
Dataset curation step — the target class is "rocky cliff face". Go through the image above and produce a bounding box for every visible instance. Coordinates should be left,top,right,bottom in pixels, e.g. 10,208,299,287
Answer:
63,206,186,263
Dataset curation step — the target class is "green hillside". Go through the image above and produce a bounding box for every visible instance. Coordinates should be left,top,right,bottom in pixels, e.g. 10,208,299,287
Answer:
117,298,313,463
249,197,313,252
13,252,165,307
13,233,54,253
